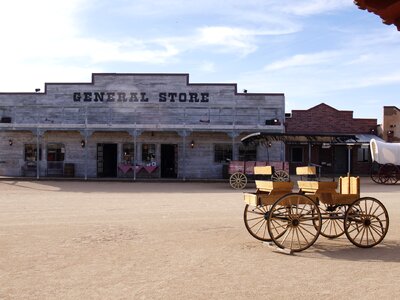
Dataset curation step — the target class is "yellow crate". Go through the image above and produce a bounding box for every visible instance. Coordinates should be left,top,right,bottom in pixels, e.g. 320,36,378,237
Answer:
255,180,294,192
339,176,360,196
296,166,316,175
244,193,259,206
254,166,273,175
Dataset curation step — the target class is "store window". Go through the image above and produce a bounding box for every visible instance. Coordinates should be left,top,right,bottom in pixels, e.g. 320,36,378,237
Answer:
142,144,156,163
239,144,257,161
291,147,303,163
24,144,42,161
122,143,135,164
357,147,370,162
47,143,65,161
214,144,232,163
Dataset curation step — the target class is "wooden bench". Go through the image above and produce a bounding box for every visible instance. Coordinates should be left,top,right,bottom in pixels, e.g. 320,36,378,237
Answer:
298,176,360,205
253,166,273,175
21,162,37,177
47,161,64,177
244,180,294,206
296,166,317,180
253,166,274,180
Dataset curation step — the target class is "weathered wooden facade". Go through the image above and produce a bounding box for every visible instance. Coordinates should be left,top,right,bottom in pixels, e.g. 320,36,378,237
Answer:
0,73,285,179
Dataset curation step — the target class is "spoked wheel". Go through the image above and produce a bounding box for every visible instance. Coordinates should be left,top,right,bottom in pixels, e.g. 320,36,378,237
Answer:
271,170,290,182
379,163,399,185
344,197,389,248
267,193,321,252
370,162,382,184
229,172,247,189
318,203,346,239
243,204,272,242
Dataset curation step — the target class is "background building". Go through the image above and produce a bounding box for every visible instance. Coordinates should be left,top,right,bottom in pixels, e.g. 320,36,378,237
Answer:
383,106,400,142
284,103,378,175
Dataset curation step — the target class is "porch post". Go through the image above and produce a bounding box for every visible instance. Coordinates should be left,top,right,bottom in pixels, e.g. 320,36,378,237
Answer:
36,128,42,179
129,129,143,182
178,130,189,181
347,145,352,175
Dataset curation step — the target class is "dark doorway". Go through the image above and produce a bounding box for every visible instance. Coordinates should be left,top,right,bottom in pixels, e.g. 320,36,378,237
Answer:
161,144,177,178
97,143,118,177
334,146,348,175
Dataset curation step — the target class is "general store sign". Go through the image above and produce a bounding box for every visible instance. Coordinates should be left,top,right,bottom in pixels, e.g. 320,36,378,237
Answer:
73,92,210,103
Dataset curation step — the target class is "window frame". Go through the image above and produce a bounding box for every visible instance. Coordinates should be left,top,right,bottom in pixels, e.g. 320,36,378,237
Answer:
122,143,135,164
214,144,232,163
142,143,156,163
291,147,304,163
238,144,257,161
46,143,65,162
24,144,42,162
357,146,370,162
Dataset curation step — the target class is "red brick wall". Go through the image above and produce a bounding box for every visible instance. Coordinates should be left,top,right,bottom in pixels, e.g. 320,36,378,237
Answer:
285,103,377,134
285,103,378,175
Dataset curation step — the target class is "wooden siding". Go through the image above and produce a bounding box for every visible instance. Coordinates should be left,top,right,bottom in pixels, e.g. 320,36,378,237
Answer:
0,73,285,179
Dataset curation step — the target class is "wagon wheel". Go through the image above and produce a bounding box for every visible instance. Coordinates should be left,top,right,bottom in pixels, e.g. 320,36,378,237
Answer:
379,163,399,185
271,170,290,182
244,204,287,242
370,162,382,184
267,193,321,252
229,172,247,189
244,204,273,242
317,203,346,239
344,197,389,248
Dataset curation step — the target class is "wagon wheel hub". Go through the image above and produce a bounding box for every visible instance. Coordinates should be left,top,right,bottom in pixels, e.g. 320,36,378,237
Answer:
291,218,300,227
364,218,371,226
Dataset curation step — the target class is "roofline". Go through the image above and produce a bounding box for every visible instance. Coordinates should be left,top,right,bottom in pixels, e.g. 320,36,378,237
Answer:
0,72,284,97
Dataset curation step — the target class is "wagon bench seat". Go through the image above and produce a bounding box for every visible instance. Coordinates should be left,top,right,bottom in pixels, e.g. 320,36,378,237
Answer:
298,179,360,205
244,180,294,206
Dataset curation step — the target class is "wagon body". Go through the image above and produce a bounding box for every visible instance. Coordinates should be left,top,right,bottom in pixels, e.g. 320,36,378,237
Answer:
242,168,389,252
370,139,400,165
370,139,400,184
228,160,289,189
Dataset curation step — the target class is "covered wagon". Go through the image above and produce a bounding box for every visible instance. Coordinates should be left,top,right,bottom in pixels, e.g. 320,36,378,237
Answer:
370,139,400,184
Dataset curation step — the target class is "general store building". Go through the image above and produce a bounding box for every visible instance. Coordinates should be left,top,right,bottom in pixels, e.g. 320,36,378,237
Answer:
0,73,285,180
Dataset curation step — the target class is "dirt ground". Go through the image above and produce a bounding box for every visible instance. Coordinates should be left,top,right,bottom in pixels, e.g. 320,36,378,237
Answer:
0,178,399,300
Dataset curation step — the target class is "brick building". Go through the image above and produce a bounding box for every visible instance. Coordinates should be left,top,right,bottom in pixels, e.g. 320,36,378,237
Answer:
383,106,400,142
285,103,378,175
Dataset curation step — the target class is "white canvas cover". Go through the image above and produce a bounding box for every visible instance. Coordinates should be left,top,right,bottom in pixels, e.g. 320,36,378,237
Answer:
370,139,400,165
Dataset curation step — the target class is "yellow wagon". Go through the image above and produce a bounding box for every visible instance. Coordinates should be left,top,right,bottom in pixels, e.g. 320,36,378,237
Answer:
243,167,389,252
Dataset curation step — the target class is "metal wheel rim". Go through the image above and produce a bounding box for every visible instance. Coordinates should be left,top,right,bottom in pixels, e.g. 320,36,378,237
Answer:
271,170,290,182
379,164,399,185
344,197,389,248
370,162,382,184
268,193,321,252
229,172,247,189
243,204,272,242
318,204,346,239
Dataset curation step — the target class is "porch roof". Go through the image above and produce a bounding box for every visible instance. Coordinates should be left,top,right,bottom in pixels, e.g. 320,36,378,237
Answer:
241,132,360,146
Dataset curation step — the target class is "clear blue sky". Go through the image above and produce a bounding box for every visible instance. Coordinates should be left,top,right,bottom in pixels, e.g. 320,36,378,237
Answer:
1,0,398,123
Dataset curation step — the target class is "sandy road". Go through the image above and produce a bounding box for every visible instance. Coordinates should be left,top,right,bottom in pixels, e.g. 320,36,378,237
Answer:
0,179,399,299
